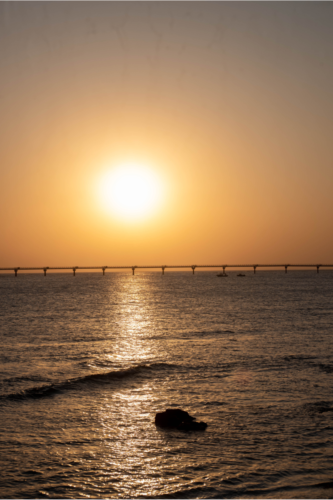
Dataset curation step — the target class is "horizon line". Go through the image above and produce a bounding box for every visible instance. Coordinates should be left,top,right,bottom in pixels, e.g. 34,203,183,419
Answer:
1,264,333,276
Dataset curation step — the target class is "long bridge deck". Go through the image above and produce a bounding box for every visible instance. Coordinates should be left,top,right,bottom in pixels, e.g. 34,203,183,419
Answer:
1,264,333,276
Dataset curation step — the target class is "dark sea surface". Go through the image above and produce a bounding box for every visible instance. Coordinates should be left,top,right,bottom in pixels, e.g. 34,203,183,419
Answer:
0,270,333,499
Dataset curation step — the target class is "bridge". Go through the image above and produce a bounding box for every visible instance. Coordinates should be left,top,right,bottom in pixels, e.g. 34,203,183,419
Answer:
1,264,333,276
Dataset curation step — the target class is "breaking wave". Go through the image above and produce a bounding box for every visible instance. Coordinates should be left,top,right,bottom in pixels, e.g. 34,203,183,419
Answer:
0,362,176,402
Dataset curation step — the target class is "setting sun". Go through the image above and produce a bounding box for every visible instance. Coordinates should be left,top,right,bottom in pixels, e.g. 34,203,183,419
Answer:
97,162,163,221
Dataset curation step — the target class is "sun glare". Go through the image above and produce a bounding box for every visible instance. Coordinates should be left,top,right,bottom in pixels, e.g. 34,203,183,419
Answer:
98,162,162,221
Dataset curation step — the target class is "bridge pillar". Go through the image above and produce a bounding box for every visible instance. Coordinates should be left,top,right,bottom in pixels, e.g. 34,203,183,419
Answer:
162,266,166,275
191,265,196,275
132,267,136,276
285,265,288,274
253,266,257,274
102,267,107,276
73,267,77,277
43,267,49,276
317,265,321,273
223,266,226,274
14,267,19,277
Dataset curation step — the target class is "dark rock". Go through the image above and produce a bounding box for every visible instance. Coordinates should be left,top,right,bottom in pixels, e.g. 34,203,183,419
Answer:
177,420,208,431
155,408,207,431
155,408,194,427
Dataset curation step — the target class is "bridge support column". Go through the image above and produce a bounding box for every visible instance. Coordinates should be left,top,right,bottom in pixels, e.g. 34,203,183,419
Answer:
285,266,288,274
102,267,106,276
132,267,136,276
43,267,49,276
73,267,77,277
14,268,19,277
253,266,257,274
317,265,320,273
223,266,226,275
162,266,166,275
191,265,196,275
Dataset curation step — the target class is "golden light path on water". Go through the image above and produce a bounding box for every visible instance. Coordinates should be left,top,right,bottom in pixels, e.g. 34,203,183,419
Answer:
104,274,166,363
95,276,178,497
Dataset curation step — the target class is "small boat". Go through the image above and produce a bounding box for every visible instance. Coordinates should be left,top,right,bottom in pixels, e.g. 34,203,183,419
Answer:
217,273,228,277
237,273,246,277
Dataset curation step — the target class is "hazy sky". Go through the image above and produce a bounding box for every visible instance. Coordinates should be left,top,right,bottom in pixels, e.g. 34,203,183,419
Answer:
1,1,333,267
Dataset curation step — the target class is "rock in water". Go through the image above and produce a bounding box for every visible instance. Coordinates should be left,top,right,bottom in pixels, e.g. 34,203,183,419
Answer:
155,408,207,431
177,420,208,431
155,409,193,427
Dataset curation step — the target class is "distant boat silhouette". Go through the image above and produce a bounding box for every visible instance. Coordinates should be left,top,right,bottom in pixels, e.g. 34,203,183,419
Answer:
237,273,246,277
217,272,228,277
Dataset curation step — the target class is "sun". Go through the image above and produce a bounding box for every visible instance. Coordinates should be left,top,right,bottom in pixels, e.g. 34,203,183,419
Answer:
97,162,163,221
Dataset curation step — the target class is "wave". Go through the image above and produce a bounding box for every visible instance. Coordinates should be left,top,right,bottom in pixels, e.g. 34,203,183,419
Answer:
164,329,236,340
221,479,333,499
1,374,52,384
310,480,333,489
155,477,333,500
312,362,333,374
303,401,333,414
194,329,235,335
0,362,176,402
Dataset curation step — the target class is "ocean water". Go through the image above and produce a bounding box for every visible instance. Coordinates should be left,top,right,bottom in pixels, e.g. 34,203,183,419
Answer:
0,270,333,499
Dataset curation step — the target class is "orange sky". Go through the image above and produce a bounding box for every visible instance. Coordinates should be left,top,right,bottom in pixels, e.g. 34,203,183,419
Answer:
1,2,333,267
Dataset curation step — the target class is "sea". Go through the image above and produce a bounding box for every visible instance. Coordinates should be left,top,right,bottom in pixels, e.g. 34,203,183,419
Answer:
0,270,333,499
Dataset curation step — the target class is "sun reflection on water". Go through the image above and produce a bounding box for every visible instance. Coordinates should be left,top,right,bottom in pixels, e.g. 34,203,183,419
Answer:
95,382,177,497
103,274,166,365
90,275,180,494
